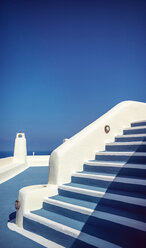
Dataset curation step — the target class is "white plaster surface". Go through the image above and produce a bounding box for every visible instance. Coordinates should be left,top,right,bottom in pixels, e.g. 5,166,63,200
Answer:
0,156,28,184
14,133,27,163
16,101,146,227
0,155,50,184
27,155,50,166
16,184,58,227
0,162,28,184
0,157,13,167
48,101,146,185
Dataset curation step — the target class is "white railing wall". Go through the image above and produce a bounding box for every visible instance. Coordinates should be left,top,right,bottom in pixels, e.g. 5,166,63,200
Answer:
0,157,13,167
48,101,146,185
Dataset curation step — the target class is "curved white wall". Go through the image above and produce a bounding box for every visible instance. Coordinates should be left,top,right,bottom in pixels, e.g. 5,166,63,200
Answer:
48,101,146,185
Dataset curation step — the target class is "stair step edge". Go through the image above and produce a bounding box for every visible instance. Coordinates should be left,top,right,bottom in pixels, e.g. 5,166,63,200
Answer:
44,198,93,215
125,126,146,130
8,221,64,248
24,212,120,248
106,141,146,146
92,210,146,232
43,199,146,231
85,161,146,169
24,212,80,238
72,173,146,185
72,172,114,181
95,151,146,156
116,134,146,138
59,185,146,206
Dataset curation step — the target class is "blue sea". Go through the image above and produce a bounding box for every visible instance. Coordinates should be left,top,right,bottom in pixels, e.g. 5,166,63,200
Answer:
0,151,52,159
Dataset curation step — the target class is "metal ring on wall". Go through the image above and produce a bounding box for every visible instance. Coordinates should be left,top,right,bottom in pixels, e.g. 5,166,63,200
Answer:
104,125,110,133
15,200,20,210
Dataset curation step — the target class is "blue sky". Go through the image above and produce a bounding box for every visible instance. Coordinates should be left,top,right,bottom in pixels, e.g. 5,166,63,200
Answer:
0,0,146,153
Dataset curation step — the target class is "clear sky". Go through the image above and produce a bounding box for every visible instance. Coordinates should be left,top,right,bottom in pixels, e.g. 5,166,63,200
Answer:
0,0,146,153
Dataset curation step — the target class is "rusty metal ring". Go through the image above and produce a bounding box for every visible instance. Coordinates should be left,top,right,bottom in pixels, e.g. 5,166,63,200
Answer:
104,125,110,134
15,200,20,210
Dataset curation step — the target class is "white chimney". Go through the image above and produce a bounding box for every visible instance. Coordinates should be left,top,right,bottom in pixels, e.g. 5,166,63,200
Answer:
13,132,27,163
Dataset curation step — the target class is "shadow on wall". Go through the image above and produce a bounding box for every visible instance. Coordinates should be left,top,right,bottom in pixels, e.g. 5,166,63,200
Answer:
9,211,16,222
71,143,146,248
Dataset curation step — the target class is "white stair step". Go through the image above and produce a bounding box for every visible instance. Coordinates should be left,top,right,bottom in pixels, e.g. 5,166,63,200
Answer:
124,126,146,130
44,198,146,231
95,151,146,156
24,212,79,238
85,161,125,167
92,210,146,232
105,192,146,207
44,198,93,215
114,177,146,186
24,212,120,248
59,185,146,207
107,141,146,146
117,134,146,138
59,185,105,197
8,222,64,248
85,161,146,169
132,120,146,124
72,172,115,181
73,172,146,186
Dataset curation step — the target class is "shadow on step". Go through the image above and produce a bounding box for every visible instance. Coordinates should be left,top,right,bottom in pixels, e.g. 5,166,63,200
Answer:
71,148,146,248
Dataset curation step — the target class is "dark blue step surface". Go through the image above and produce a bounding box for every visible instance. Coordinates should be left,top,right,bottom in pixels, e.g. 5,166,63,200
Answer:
84,163,121,174
123,128,146,135
51,195,97,210
65,182,107,192
86,206,146,227
71,239,96,248
98,197,146,217
88,205,146,225
58,187,102,203
31,208,85,231
72,173,146,195
131,121,146,127
115,136,146,142
95,154,146,164
71,175,111,188
84,163,146,179
80,217,146,248
78,170,117,177
106,144,146,152
23,216,76,247
116,167,146,179
108,180,146,196
43,201,90,222
106,187,146,199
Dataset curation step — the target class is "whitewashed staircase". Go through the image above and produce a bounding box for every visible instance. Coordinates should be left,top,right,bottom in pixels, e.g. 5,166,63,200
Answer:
23,121,146,248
